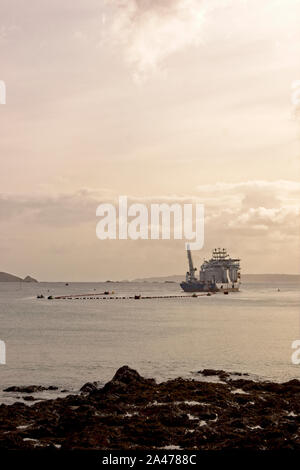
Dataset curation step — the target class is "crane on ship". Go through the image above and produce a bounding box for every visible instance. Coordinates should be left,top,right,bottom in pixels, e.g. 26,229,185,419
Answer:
186,244,197,282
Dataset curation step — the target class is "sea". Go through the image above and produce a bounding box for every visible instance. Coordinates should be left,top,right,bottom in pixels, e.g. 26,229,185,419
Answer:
0,279,299,404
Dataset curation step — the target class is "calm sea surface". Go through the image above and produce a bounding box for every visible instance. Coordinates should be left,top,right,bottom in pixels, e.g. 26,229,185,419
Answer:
0,280,299,403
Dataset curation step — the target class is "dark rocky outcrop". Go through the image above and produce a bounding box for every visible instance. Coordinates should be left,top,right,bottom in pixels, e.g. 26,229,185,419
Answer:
0,366,300,450
80,382,99,393
22,396,37,402
198,369,249,380
4,385,58,393
198,369,230,380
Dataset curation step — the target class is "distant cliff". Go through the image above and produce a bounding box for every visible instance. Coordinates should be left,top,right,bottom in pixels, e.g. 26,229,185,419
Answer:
0,272,22,282
0,272,38,282
23,275,38,283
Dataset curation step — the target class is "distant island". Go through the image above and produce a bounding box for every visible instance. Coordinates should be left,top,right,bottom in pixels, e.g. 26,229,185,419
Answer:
0,272,38,282
134,274,300,283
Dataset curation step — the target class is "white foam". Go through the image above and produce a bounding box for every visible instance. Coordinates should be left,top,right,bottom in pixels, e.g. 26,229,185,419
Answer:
159,445,181,450
187,413,198,421
287,411,297,417
231,388,248,395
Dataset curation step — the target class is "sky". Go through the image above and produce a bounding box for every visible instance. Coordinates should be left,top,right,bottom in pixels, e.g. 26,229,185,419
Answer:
0,0,300,281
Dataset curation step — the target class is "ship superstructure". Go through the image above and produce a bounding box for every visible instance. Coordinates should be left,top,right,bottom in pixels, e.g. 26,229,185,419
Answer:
180,247,241,292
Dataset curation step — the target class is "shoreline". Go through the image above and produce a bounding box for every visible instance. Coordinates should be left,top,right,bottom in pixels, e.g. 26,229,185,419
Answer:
0,366,300,450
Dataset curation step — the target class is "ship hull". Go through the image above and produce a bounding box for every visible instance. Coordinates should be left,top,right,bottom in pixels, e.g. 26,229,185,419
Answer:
180,281,239,293
180,281,218,292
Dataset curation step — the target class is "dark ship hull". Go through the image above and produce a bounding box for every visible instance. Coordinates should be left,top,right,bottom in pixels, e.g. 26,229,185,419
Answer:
180,281,218,292
180,281,239,293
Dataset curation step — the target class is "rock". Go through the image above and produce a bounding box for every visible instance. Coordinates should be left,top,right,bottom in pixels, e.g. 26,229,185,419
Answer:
4,385,57,393
197,369,249,380
0,366,300,450
101,365,155,395
22,396,36,402
198,369,230,379
4,386,44,393
157,407,189,427
111,365,154,386
80,382,99,393
282,379,300,392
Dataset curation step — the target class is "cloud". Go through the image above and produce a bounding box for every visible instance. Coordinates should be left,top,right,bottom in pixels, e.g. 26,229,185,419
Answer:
197,180,300,206
1,180,299,237
228,206,299,230
0,190,103,226
1,180,300,277
106,0,209,79
194,180,300,243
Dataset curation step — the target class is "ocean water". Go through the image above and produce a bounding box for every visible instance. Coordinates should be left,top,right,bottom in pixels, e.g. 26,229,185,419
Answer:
0,280,299,404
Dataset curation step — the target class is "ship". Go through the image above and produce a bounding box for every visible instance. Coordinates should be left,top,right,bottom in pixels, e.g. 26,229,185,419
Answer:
180,246,241,292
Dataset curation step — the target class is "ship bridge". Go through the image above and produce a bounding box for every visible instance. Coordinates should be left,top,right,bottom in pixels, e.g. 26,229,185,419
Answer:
200,248,240,284
212,248,229,260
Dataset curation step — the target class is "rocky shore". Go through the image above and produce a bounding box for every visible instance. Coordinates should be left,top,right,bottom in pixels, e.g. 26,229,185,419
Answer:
1,366,300,450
